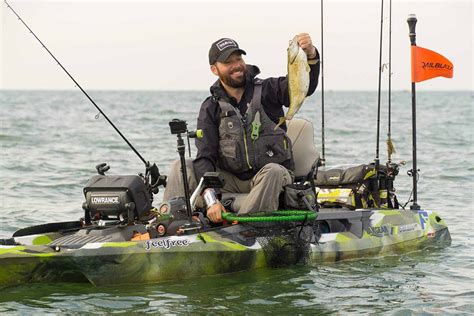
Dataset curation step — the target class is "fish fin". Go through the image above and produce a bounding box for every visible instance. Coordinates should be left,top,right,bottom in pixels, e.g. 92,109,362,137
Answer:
274,117,286,130
289,51,298,64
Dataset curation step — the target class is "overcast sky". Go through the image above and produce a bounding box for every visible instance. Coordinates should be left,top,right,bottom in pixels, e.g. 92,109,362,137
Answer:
1,0,472,91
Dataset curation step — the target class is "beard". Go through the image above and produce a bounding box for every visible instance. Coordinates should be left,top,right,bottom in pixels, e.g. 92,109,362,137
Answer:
217,66,247,88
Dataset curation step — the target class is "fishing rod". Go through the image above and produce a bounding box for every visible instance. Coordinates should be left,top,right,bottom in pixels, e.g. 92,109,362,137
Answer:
374,0,384,173
386,0,395,163
4,0,153,171
320,0,326,166
319,0,326,166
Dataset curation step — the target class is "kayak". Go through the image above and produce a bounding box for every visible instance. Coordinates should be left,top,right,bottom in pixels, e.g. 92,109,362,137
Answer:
0,117,452,288
0,207,450,287
0,118,451,288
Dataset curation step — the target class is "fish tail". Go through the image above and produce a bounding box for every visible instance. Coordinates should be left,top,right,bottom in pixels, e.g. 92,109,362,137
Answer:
274,117,286,130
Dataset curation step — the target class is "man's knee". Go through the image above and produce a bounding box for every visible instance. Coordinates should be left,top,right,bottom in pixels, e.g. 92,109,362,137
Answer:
169,159,181,175
169,159,195,176
261,163,283,172
163,159,197,201
254,163,293,185
260,163,289,177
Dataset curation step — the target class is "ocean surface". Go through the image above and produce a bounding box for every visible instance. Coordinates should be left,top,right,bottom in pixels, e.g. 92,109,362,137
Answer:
0,90,472,314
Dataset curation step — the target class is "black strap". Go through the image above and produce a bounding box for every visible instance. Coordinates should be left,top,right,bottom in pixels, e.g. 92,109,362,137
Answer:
217,79,264,123
250,82,263,111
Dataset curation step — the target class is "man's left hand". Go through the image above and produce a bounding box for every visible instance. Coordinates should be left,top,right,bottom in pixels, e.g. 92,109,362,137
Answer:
296,33,317,59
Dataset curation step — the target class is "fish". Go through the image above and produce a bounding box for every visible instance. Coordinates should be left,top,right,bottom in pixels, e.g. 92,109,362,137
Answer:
275,36,310,130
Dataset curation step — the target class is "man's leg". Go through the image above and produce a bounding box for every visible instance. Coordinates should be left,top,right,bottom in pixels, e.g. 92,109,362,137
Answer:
163,159,198,202
238,163,293,214
218,169,252,212
219,169,252,194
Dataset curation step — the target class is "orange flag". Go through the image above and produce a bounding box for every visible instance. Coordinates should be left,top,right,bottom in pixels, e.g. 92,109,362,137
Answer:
411,46,453,83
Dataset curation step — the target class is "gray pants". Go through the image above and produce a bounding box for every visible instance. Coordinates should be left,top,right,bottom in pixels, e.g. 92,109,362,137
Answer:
163,160,293,213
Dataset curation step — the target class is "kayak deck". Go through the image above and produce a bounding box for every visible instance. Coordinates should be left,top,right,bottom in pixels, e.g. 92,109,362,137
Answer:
0,208,450,287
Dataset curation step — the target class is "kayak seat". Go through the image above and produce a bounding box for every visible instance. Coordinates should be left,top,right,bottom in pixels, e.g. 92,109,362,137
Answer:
222,117,320,212
286,117,320,179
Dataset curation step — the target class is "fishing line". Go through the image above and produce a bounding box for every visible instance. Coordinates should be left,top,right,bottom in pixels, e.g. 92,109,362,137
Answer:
4,0,148,167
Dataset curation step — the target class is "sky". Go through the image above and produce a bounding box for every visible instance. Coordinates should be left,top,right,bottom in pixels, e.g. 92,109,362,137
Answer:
1,0,472,91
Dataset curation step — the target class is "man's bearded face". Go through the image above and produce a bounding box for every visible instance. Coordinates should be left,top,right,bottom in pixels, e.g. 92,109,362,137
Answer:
215,53,247,88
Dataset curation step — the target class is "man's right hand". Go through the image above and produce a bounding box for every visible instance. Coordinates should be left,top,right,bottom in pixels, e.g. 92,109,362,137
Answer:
206,201,226,223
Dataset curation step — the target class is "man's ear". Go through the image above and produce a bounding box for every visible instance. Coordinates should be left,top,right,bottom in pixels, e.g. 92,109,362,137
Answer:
210,64,219,76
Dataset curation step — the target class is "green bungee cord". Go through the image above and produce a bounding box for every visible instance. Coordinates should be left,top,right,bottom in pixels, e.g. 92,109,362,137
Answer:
222,210,317,223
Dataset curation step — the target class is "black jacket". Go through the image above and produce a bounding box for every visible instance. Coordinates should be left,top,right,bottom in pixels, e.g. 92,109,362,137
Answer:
194,58,320,181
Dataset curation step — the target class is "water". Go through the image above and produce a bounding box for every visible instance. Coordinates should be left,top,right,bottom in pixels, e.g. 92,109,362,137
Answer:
0,90,472,314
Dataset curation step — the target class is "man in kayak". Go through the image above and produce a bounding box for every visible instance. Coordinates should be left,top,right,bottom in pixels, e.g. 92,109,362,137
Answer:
164,34,320,223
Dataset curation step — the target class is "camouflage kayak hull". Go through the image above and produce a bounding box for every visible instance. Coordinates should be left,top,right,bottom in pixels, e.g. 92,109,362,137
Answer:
0,209,450,287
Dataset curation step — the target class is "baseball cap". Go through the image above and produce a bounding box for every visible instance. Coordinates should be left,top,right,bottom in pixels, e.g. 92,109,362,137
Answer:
209,38,246,65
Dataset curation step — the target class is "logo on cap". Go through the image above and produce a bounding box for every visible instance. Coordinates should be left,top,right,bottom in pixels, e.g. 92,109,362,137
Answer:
216,39,237,51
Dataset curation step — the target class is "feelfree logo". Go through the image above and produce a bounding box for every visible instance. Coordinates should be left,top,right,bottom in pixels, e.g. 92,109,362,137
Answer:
145,238,190,251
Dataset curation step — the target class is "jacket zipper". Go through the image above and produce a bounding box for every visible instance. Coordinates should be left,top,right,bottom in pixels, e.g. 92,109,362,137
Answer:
242,128,253,170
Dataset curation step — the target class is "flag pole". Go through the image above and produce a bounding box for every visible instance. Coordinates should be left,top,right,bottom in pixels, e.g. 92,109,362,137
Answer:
407,14,420,210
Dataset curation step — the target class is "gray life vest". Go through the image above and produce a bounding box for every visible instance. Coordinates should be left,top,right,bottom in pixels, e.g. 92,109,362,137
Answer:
217,80,294,174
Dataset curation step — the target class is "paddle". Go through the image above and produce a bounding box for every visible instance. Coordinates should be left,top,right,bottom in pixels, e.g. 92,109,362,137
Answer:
12,221,82,237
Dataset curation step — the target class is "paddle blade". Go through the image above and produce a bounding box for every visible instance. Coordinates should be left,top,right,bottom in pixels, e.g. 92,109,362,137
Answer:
12,221,82,237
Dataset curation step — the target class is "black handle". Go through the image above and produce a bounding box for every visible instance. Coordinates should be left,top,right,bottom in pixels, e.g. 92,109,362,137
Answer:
407,14,417,46
96,163,110,175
